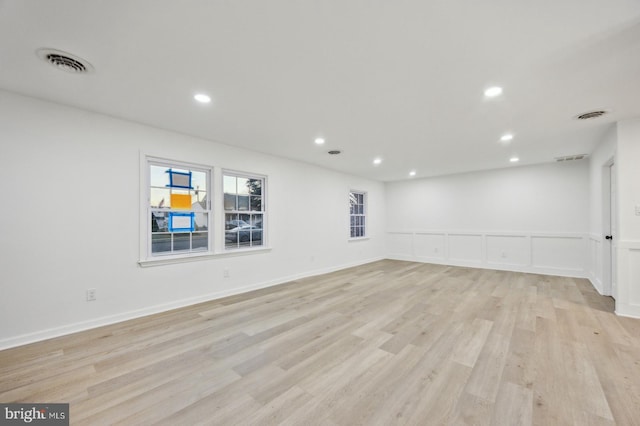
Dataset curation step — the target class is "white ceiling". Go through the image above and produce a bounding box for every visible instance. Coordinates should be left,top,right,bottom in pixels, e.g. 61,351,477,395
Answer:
1,1,639,181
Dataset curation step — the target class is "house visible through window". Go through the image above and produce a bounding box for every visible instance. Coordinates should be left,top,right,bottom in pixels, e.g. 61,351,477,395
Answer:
224,172,265,249
148,160,211,256
350,191,366,238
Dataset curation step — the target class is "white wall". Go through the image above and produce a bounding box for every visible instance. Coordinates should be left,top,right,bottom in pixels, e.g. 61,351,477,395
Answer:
385,162,590,276
615,118,640,317
616,119,640,240
0,91,386,349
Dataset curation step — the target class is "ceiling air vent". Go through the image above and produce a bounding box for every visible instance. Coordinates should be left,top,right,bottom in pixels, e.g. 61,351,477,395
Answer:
555,154,588,162
328,150,341,155
575,110,607,120
36,48,94,74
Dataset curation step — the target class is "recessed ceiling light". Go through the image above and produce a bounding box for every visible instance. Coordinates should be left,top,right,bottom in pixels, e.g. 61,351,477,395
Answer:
409,170,416,177
373,157,382,166
500,133,514,142
314,137,325,145
484,86,503,98
509,156,519,163
194,93,211,103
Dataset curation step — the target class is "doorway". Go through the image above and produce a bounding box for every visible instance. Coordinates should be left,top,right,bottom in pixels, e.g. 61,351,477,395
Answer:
603,160,617,299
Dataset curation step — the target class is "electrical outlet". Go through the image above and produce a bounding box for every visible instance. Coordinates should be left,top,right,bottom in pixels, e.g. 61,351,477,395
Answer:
501,252,507,258
434,247,439,253
86,288,96,301
223,268,230,278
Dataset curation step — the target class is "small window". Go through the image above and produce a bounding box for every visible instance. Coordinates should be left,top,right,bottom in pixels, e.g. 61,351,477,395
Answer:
148,159,211,257
223,171,266,250
349,191,366,238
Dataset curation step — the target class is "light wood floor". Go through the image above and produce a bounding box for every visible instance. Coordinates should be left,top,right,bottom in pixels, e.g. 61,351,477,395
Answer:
1,260,639,425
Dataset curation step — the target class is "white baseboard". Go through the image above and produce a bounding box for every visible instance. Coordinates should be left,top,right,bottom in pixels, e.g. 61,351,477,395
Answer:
0,256,384,350
615,303,640,319
386,254,587,279
588,275,605,295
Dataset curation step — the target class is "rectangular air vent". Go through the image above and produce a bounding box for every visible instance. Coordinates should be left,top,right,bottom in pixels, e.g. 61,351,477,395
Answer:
555,154,588,162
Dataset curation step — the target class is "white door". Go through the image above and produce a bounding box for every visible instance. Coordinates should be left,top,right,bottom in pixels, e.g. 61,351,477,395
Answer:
610,163,617,299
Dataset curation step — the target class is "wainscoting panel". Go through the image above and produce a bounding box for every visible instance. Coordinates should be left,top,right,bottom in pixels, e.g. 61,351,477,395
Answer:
486,235,529,267
387,232,413,258
413,233,446,261
448,234,483,264
387,230,588,278
531,235,585,272
588,234,604,294
616,240,640,318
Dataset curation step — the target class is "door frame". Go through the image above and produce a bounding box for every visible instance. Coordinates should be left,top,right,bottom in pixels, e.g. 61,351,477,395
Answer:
602,157,615,297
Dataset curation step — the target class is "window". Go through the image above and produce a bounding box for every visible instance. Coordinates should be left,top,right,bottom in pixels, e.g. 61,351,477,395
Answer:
223,172,265,250
148,159,211,257
349,191,366,238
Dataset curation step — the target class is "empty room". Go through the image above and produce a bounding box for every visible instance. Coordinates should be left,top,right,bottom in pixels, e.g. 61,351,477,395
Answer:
1,1,640,425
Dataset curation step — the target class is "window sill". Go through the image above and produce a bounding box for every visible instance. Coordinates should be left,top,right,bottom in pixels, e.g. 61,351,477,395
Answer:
139,247,272,267
348,237,370,242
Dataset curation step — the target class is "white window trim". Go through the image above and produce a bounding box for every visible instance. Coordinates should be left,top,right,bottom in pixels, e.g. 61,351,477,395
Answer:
349,189,368,240
138,247,273,267
348,236,371,242
138,155,272,266
139,153,214,264
222,169,268,252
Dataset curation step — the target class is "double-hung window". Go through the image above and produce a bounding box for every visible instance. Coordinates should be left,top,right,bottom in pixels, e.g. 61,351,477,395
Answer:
223,171,266,250
349,190,366,238
147,159,211,257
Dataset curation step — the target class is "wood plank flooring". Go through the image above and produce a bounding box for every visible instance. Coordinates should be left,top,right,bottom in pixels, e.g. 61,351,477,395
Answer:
1,260,639,425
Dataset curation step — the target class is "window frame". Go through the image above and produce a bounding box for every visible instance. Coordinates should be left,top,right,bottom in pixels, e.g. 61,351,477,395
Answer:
349,190,367,239
222,169,267,251
141,155,213,262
